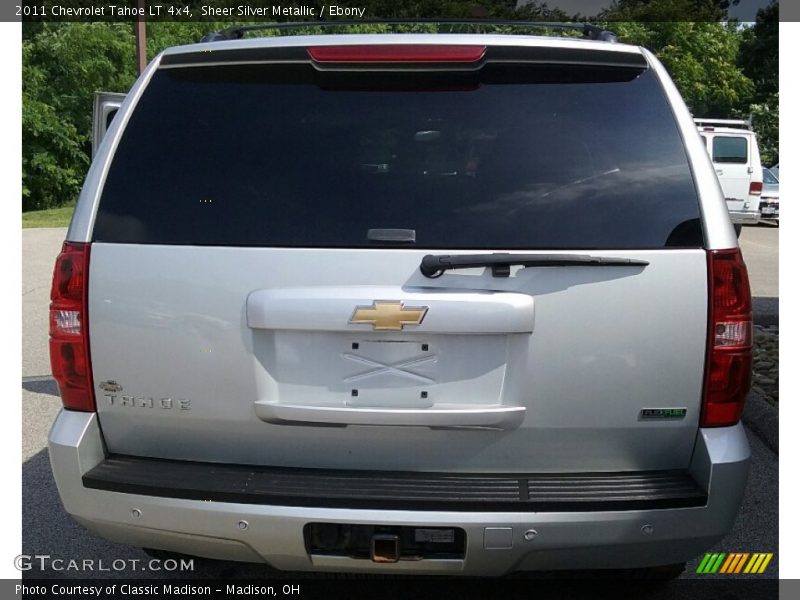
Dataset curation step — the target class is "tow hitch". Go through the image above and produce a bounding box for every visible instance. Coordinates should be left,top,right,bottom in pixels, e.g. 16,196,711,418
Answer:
371,534,400,563
305,523,466,561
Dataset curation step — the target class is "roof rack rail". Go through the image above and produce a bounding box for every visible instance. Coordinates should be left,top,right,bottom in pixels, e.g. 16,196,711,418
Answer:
199,20,618,44
693,118,752,130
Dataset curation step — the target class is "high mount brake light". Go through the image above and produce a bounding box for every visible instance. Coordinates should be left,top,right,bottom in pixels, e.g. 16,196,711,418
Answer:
701,249,752,427
307,45,487,63
49,242,95,412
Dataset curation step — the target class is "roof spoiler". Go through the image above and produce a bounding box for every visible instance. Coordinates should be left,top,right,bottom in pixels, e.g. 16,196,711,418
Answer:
199,20,618,44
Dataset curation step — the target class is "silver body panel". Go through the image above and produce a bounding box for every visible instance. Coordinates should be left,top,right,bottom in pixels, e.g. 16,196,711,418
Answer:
49,411,750,574
88,244,707,472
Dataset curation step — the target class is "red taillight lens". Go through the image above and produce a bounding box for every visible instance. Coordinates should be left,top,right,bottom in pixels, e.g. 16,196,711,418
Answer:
49,242,95,412
701,249,752,427
307,44,486,63
749,181,763,196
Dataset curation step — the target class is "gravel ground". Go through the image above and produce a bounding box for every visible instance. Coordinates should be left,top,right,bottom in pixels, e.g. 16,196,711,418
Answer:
752,325,778,406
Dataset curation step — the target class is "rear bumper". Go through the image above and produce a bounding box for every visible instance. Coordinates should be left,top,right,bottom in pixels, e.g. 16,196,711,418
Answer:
49,410,750,575
728,209,761,225
759,200,779,220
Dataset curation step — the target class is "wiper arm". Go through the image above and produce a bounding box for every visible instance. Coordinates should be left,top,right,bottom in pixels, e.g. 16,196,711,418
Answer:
419,253,649,278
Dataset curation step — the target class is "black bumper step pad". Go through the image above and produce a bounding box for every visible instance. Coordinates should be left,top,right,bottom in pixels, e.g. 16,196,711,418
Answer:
83,454,707,512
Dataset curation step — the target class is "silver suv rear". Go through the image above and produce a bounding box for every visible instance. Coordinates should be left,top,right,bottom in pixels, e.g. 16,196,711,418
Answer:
48,25,752,577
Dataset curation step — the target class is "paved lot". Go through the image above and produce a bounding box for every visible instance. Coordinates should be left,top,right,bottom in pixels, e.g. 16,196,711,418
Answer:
740,223,779,299
740,224,779,326
21,226,778,584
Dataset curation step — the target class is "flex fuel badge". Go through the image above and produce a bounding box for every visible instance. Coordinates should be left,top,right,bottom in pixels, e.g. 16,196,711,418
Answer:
639,408,687,420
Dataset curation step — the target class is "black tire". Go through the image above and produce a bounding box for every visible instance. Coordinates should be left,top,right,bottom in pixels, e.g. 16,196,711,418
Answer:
734,224,742,237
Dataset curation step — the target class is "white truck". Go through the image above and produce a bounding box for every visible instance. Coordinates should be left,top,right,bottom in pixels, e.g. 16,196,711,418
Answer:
695,118,763,234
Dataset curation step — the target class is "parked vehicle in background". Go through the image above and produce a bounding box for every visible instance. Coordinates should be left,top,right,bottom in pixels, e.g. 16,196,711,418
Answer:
696,118,763,235
770,163,779,180
91,92,125,158
760,167,779,223
49,23,752,579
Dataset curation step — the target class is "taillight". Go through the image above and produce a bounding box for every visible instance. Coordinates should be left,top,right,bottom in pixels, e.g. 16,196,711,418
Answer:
701,249,752,427
49,242,95,412
749,181,763,196
307,45,486,63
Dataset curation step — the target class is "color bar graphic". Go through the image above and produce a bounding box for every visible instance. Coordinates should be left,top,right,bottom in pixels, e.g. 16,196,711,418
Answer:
697,552,774,574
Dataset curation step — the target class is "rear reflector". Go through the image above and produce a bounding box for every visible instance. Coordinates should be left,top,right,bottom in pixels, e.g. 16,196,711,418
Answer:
49,242,95,412
749,181,763,196
701,249,752,427
307,45,486,63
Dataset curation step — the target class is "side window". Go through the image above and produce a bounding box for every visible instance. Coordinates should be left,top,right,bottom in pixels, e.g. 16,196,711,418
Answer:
712,136,748,164
106,108,118,130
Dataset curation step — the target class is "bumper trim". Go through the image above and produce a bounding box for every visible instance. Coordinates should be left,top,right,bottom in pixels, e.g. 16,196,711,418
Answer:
82,453,707,512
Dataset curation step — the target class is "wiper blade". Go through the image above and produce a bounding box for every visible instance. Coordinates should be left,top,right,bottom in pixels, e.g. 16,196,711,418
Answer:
419,253,650,278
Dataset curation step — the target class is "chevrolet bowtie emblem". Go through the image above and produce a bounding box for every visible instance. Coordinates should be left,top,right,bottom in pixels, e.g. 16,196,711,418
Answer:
349,301,429,331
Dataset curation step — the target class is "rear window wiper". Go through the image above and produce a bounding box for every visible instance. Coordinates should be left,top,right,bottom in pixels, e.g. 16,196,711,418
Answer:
420,253,649,278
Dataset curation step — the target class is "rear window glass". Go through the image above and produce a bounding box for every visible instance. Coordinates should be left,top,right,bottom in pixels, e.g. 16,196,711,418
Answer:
712,136,748,164
93,61,702,249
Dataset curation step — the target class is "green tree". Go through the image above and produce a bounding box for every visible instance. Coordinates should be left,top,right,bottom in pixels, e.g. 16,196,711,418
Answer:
748,94,778,166
22,23,137,210
22,51,87,211
608,21,753,117
22,6,776,210
736,0,778,165
738,0,778,102
600,0,739,21
601,1,776,165
24,23,137,138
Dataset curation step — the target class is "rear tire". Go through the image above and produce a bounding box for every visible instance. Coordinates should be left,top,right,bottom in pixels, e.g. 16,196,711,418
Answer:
734,224,742,237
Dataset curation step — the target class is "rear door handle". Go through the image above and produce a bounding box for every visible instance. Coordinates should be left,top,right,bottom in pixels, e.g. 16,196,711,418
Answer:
716,169,724,175
254,402,526,430
247,287,534,334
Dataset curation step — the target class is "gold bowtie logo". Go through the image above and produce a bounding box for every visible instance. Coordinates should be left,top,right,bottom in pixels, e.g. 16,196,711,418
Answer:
349,301,429,331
